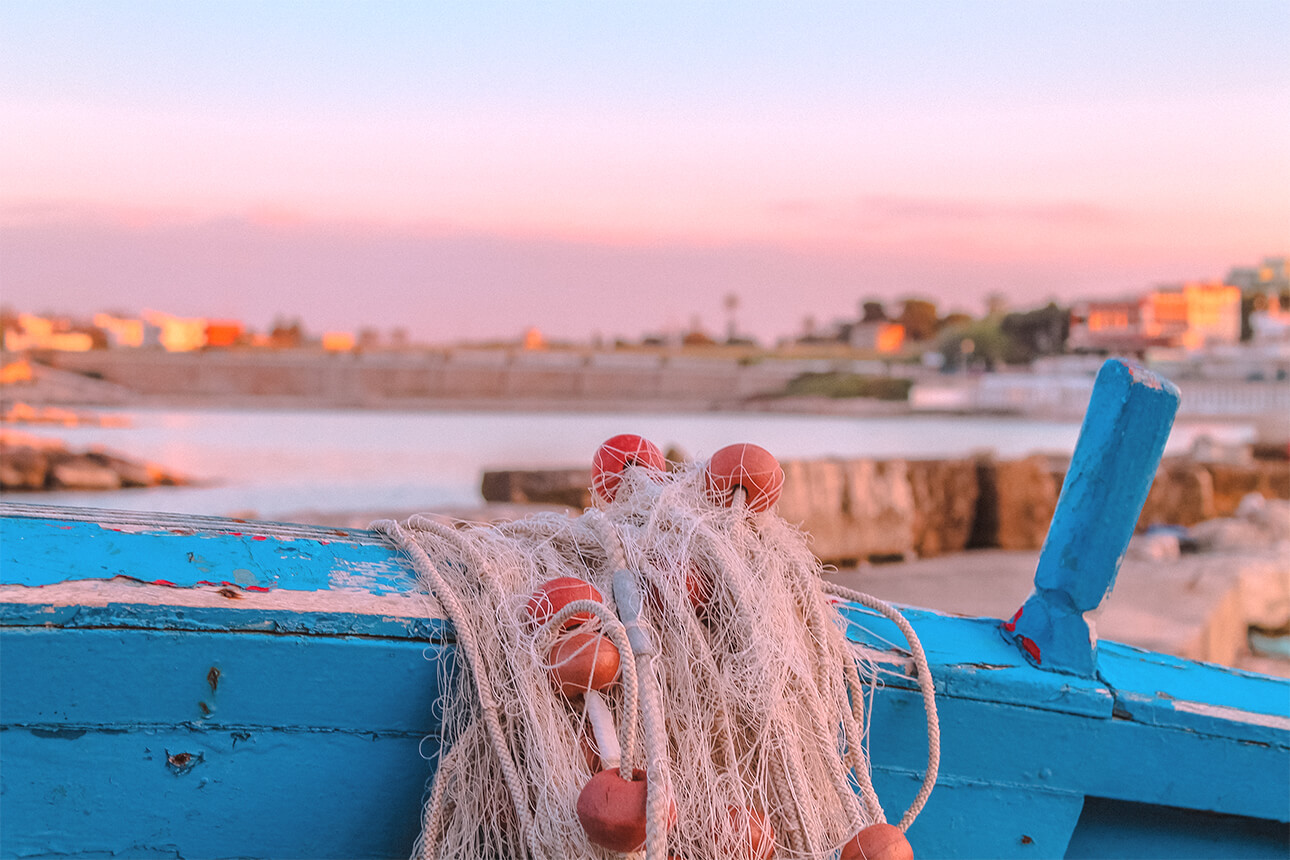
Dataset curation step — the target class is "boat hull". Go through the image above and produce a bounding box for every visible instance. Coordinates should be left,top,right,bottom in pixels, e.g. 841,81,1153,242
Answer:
2,504,1287,858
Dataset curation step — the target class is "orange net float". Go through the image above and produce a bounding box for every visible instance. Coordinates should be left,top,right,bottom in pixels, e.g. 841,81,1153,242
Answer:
642,558,713,618
577,768,676,853
548,630,621,697
684,562,713,614
727,806,776,858
703,443,785,513
526,576,603,631
841,822,914,860
591,433,667,504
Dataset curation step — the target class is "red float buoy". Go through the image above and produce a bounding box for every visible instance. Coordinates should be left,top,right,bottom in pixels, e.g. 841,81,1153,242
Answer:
592,434,667,504
703,443,784,513
577,768,674,852
840,822,913,860
549,631,621,696
685,563,713,613
728,806,776,858
526,577,603,630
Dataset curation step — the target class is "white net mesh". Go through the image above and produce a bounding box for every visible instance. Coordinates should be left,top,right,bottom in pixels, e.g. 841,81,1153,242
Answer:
376,452,903,860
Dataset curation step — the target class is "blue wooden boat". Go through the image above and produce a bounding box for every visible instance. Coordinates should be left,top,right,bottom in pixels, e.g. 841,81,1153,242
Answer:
2,359,1287,859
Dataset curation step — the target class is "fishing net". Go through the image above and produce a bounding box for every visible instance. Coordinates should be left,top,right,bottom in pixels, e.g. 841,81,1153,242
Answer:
374,438,937,860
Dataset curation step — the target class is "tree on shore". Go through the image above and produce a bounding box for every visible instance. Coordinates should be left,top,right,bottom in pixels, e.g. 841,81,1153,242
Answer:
999,303,1070,362
898,298,940,341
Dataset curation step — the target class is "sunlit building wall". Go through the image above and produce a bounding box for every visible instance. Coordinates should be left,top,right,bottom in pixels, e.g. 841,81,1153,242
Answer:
321,331,356,352
205,321,245,349
142,311,207,352
848,321,906,353
1181,282,1241,346
1071,283,1239,352
1142,282,1239,348
2,314,94,352
93,313,146,348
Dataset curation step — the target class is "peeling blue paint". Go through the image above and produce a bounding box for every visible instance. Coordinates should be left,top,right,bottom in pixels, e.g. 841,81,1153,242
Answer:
0,513,419,594
3,497,1288,859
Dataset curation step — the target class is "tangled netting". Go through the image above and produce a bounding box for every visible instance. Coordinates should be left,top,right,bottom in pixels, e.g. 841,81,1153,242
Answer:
374,455,937,860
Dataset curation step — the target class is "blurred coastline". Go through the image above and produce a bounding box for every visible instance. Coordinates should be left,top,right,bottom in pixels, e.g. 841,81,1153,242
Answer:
6,347,1290,421
3,348,1287,679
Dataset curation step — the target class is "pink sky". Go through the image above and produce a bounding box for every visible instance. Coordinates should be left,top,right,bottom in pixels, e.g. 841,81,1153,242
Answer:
2,2,1287,343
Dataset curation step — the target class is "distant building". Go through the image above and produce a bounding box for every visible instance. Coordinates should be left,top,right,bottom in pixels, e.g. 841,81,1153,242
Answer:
1250,293,1290,343
93,313,147,348
143,311,207,352
1069,299,1151,353
1226,256,1289,293
321,331,356,352
847,321,906,353
204,320,245,349
2,314,95,352
1069,282,1240,353
1153,282,1241,348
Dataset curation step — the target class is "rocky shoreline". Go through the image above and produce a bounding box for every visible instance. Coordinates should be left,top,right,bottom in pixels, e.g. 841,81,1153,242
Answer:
483,453,1290,564
0,431,188,492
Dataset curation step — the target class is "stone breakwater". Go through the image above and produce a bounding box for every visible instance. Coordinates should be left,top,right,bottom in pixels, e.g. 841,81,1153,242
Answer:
483,454,1290,565
0,431,188,492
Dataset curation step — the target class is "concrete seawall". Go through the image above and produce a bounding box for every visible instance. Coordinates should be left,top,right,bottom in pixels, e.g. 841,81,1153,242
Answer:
32,349,817,409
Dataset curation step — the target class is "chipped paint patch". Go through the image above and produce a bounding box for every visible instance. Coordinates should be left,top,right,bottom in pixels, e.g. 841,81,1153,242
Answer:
328,558,418,594
164,750,203,776
0,578,443,619
1172,699,1290,732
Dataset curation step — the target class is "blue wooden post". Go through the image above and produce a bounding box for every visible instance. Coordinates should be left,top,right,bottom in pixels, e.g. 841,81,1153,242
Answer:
1003,358,1180,676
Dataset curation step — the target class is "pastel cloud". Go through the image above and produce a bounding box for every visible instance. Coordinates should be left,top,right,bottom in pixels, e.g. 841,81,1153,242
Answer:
0,205,1268,345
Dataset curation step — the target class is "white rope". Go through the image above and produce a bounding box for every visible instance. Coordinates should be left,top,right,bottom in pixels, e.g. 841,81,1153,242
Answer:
822,582,941,832
534,597,641,775
373,518,545,860
595,513,672,860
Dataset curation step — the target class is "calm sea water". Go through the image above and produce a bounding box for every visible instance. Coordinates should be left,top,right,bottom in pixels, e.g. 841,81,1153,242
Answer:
8,407,1253,520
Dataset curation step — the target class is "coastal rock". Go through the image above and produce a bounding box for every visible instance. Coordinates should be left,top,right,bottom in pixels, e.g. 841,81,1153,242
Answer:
969,455,1058,551
480,469,594,508
778,459,850,559
1260,459,1290,499
1138,459,1216,529
843,458,915,560
85,450,172,487
0,444,49,489
49,453,123,491
907,458,979,557
778,458,915,564
1206,463,1268,518
0,432,186,492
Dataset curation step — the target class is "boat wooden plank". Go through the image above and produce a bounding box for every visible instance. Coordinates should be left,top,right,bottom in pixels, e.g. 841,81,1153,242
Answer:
867,682,1289,824
839,604,1113,718
0,511,418,594
1097,640,1290,745
871,767,1086,859
0,595,449,640
1065,797,1290,859
0,626,451,735
0,726,429,860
